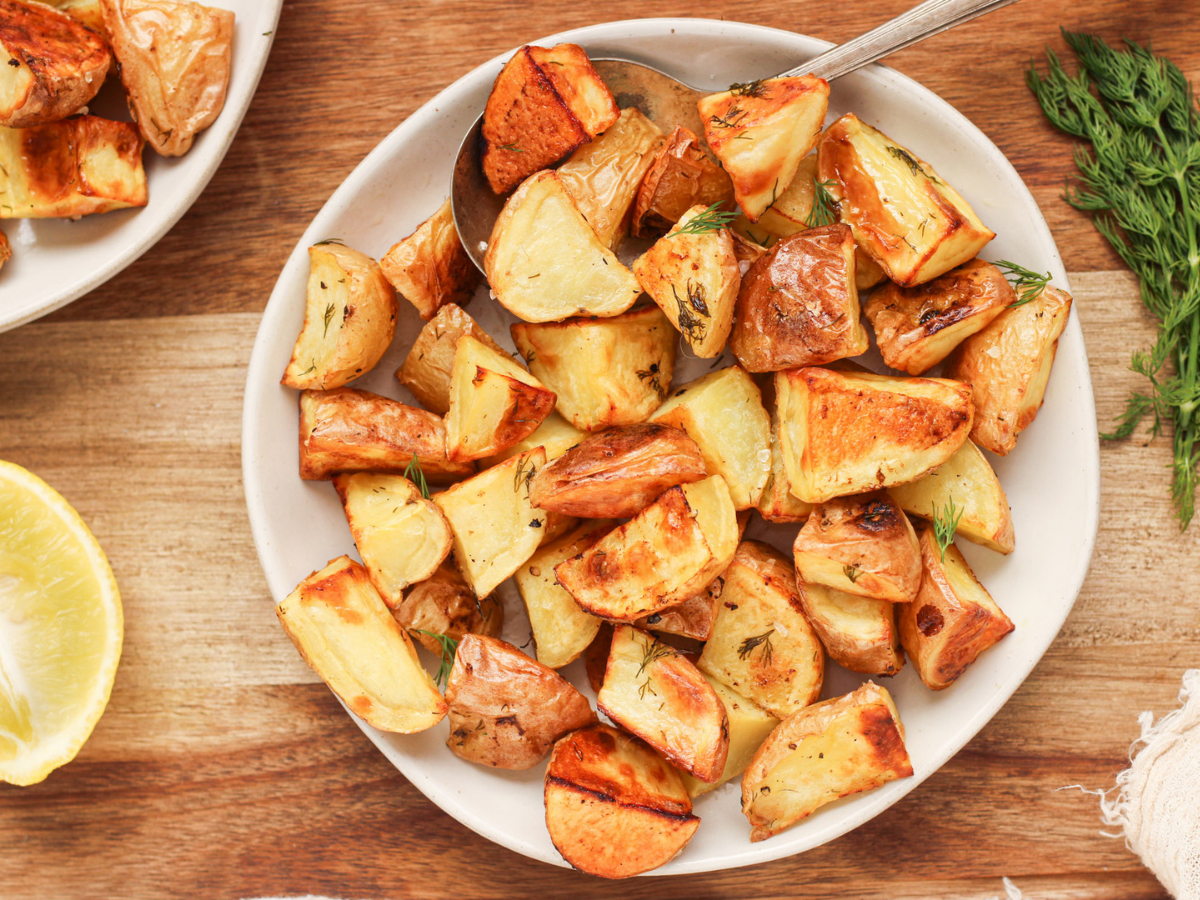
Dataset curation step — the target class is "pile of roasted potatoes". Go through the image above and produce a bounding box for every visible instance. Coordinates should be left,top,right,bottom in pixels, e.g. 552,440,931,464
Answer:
276,42,1073,878
0,0,236,268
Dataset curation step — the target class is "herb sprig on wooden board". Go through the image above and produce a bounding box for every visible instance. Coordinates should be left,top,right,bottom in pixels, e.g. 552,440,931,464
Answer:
1028,32,1200,528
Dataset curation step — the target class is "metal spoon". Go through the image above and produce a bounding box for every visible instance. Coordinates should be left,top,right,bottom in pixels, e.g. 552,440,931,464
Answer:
452,0,1020,273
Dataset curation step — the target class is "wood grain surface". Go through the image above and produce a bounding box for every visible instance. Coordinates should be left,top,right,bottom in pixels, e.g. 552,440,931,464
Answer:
3,1,1198,898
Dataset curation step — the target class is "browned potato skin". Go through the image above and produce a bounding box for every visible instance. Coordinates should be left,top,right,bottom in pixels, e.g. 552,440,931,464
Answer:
380,198,479,321
0,229,9,271
527,44,619,137
298,388,473,483
732,224,869,371
635,574,723,641
392,562,502,650
798,582,904,676
631,125,733,238
445,635,596,770
583,622,614,693
395,304,504,415
529,423,707,518
864,259,1014,375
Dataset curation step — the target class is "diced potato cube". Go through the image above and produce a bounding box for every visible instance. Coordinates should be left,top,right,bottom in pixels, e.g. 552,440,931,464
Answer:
632,125,733,239
395,303,504,415
380,198,479,321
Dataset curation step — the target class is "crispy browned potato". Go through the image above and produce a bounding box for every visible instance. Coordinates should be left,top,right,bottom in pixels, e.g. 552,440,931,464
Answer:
445,635,596,770
282,243,398,390
731,229,768,269
297,387,473,483
102,0,234,156
380,198,479,321
635,574,723,641
276,556,448,734
395,303,504,415
529,424,707,518
742,682,912,840
865,259,1014,375
775,366,974,503
792,490,921,602
0,228,9,271
481,411,584,469
632,125,734,238
798,582,903,676
584,622,613,693
391,561,502,651
545,723,700,879
756,413,814,523
597,625,729,782
945,285,1073,456
899,526,1015,690
732,224,868,371
679,674,778,797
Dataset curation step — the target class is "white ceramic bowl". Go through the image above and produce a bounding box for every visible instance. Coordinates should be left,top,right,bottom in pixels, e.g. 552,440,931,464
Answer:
243,18,1100,875
0,0,283,333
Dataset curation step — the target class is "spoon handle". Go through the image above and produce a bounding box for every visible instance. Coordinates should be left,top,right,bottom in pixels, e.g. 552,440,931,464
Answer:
783,0,1021,81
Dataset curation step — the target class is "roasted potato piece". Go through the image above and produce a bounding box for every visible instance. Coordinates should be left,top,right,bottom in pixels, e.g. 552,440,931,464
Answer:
681,674,779,797
818,113,994,286
529,423,706,518
732,224,868,371
756,414,814,523
584,622,613,693
480,411,584,469
635,574,722,641
598,625,729,782
889,438,1014,553
380,198,478,321
798,582,903,676
0,228,9,271
650,365,771,510
775,366,974,504
512,304,676,430
0,0,110,128
555,474,738,621
792,490,921,603
698,76,830,221
485,170,642,322
899,527,1015,690
445,634,596,770
865,259,1014,374
282,243,398,390
545,723,699,879
432,447,547,597
391,561,502,652
742,681,912,840
558,107,664,250
697,541,824,719
446,335,556,462
46,0,107,34
395,303,504,416
538,510,579,546
297,388,473,483
945,285,1073,456
633,203,740,358
731,229,769,270
276,556,448,734
632,125,734,239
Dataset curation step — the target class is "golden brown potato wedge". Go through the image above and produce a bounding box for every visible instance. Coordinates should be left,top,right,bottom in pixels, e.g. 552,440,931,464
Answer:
480,411,584,469
899,527,1015,690
529,423,707,518
445,634,596,770
584,622,614,693
282,243,398,390
380,198,479,321
395,303,504,416
597,625,729,782
756,413,814,523
775,366,974,504
698,76,830,222
391,561,502,651
545,723,699,879
697,541,824,719
555,474,738,621
635,574,723,641
945,285,1073,456
527,44,618,137
276,556,447,733
731,229,769,270
680,674,779,797
297,388,473,483
632,124,734,239
742,681,912,840
798,582,903,676
512,304,676,431
0,228,9,271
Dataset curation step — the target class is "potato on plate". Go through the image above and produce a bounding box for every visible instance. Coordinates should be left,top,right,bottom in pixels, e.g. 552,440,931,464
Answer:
775,366,974,504
742,681,912,840
899,526,1015,690
798,582,903,676
680,674,779,797
632,124,734,239
945,285,1073,456
395,303,504,415
635,574,723,641
379,198,479,321
485,170,642,323
276,556,448,734
554,474,738,621
698,76,830,221
864,259,1014,374
0,228,9,271
282,243,397,390
597,625,730,783
391,561,503,651
445,634,596,770
529,423,707,518
446,335,556,462
756,414,814,523
512,304,676,430
297,388,473,483
545,723,699,879
818,113,994,286
480,411,584,469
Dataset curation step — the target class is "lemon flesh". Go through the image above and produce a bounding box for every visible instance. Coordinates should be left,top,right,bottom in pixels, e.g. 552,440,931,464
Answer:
0,461,122,785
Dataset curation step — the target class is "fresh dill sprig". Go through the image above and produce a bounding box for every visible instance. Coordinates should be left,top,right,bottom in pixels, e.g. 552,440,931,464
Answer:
670,203,737,237
993,260,1052,307
737,630,775,666
413,630,459,689
403,455,430,499
322,302,336,337
636,635,675,700
805,179,839,228
931,496,963,562
729,79,769,98
1029,33,1200,528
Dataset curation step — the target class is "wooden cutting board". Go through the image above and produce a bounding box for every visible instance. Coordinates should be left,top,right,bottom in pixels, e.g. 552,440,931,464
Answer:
2,1,1196,898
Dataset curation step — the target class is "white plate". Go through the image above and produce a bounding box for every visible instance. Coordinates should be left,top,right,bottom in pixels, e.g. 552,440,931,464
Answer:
242,18,1100,875
0,0,283,333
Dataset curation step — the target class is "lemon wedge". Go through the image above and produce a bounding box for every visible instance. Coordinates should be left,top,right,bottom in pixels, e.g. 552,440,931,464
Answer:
0,461,122,785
